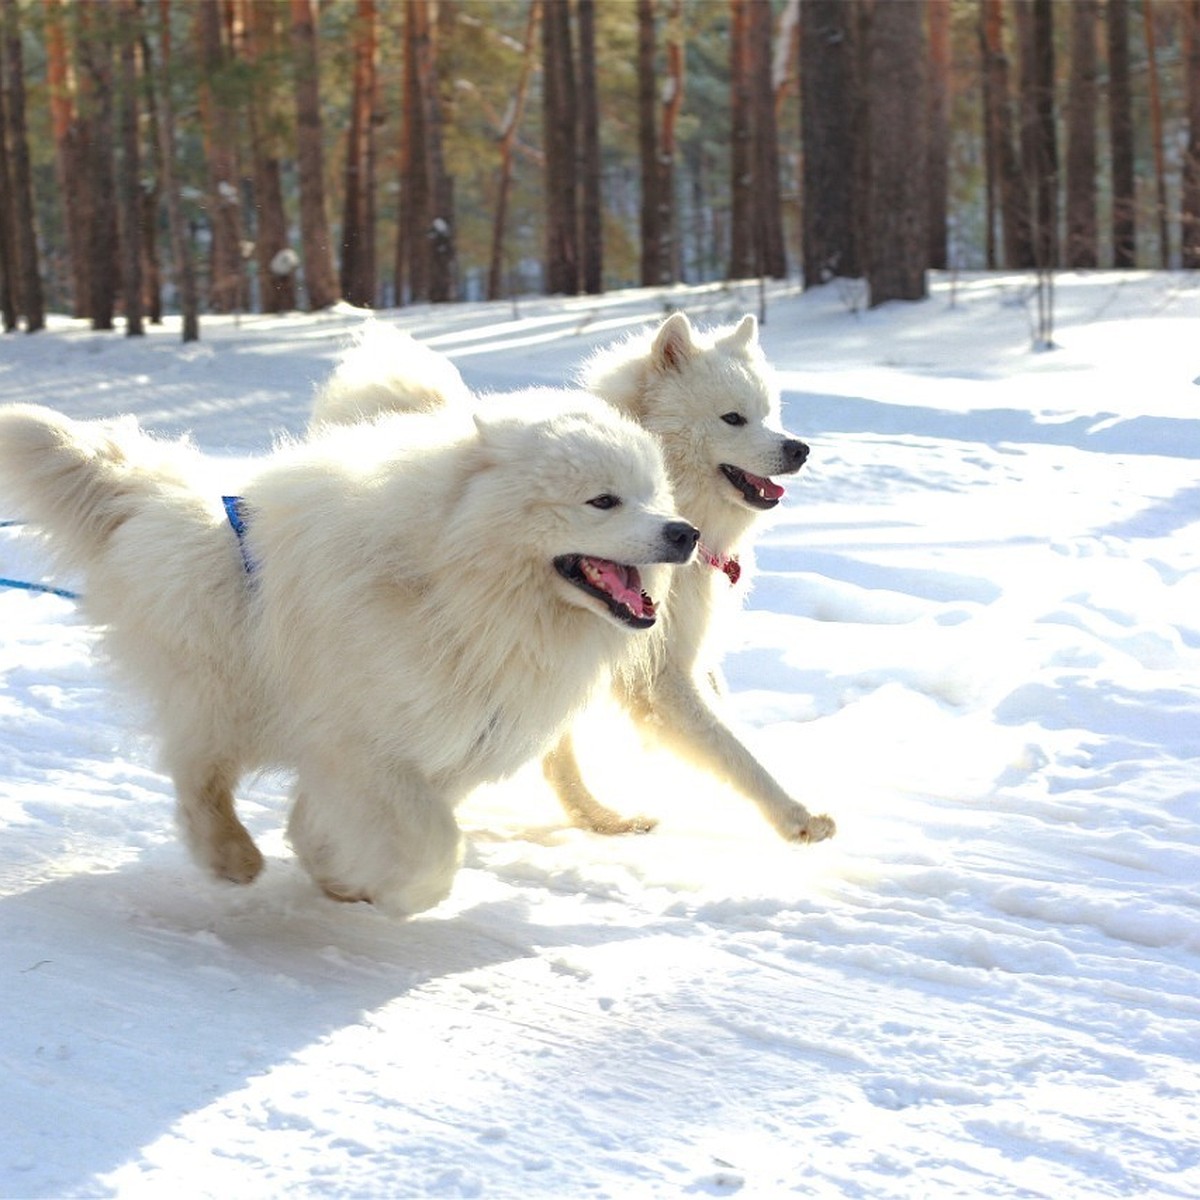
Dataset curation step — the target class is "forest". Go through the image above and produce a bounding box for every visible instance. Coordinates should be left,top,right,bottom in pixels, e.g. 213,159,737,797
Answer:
1,0,1199,341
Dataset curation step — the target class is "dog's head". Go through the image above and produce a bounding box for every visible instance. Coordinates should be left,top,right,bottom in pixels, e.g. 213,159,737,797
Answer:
595,313,808,525
463,391,697,632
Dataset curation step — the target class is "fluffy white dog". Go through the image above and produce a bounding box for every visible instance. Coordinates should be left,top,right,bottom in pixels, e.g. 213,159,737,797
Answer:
311,316,836,845
0,397,697,914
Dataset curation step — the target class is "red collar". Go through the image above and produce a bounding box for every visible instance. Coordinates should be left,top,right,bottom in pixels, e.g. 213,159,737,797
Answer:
699,543,741,585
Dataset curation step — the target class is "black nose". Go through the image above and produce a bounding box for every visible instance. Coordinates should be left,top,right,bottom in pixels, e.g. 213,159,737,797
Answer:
783,439,809,471
663,520,700,558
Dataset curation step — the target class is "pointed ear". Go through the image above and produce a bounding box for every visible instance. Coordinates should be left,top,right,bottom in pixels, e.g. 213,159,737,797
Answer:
652,312,697,373
721,313,758,350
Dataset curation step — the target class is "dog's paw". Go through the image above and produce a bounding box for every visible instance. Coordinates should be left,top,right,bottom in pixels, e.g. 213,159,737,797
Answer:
212,835,265,884
780,811,836,844
595,813,659,836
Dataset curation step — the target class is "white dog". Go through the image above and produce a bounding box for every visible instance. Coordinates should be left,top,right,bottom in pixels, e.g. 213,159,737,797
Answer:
0,398,697,915
312,316,836,845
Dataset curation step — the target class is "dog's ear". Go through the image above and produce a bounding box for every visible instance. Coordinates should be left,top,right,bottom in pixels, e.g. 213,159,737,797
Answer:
652,312,697,373
720,313,758,351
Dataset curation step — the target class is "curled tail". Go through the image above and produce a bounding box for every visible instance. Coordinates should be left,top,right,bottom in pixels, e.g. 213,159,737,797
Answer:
0,404,189,572
309,321,471,429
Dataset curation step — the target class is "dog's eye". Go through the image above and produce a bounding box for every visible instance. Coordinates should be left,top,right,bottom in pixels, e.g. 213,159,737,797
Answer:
720,412,747,427
586,494,621,510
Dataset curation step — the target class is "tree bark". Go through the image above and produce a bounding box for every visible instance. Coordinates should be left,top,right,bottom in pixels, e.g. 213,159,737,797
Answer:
0,34,15,331
198,0,245,314
747,0,784,278
46,0,88,318
243,0,296,314
1107,0,1137,267
728,0,755,279
542,0,578,294
864,0,927,305
800,0,860,285
637,0,660,286
927,0,950,270
77,1,119,330
155,0,199,340
1015,0,1057,269
1183,0,1200,268
577,0,603,294
486,0,539,301
290,0,339,309
413,0,455,302
1142,0,1170,267
2,0,45,331
117,0,143,335
980,0,1033,268
1065,0,1098,268
341,0,378,306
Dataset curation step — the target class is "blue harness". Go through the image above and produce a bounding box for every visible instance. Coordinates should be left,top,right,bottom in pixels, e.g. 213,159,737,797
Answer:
222,496,256,575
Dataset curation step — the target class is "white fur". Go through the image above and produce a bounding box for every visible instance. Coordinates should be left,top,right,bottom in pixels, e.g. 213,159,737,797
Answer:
0,395,694,914
313,315,836,844
310,322,471,426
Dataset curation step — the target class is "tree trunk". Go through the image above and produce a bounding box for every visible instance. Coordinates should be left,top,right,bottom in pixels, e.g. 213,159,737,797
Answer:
154,0,199,340
486,0,539,301
399,0,428,302
1107,0,1136,267
1142,0,1170,267
1015,0,1057,269
542,0,578,294
0,39,15,331
2,0,45,331
243,0,296,314
341,0,377,307
980,0,1033,268
800,0,860,285
77,1,119,330
290,0,339,309
728,0,755,279
747,0,785,279
637,0,660,286
927,0,950,270
197,0,245,314
46,0,88,318
1183,0,1200,268
136,26,163,324
864,0,927,306
577,0,603,294
117,0,143,335
413,0,455,302
1065,0,1098,268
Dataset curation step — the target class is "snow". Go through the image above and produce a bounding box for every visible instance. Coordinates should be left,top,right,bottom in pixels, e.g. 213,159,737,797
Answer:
1,272,1198,1198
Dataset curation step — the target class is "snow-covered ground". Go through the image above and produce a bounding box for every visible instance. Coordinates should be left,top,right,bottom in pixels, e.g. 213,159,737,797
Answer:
1,272,1198,1199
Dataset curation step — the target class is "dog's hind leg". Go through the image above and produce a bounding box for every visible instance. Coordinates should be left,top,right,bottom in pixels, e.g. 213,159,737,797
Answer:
623,669,836,845
169,756,265,884
287,759,463,917
542,731,657,836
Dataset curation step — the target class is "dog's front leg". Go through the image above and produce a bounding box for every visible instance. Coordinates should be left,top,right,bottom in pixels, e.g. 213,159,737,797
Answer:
624,668,836,844
542,730,657,835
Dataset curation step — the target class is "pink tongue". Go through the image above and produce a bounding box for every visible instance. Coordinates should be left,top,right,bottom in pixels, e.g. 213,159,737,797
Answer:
585,559,648,616
745,471,784,500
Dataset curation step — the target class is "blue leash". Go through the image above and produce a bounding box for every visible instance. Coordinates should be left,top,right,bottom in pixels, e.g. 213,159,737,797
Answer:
0,519,80,599
1,500,253,601
0,576,80,600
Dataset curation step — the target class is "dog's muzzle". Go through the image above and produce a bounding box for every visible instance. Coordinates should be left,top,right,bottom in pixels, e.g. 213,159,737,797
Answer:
661,520,700,563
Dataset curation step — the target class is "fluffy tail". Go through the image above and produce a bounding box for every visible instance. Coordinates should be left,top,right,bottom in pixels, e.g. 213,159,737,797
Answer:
310,321,471,428
0,404,186,572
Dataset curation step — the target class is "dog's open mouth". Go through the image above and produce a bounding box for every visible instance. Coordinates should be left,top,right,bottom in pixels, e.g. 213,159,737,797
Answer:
554,555,657,629
721,464,786,510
